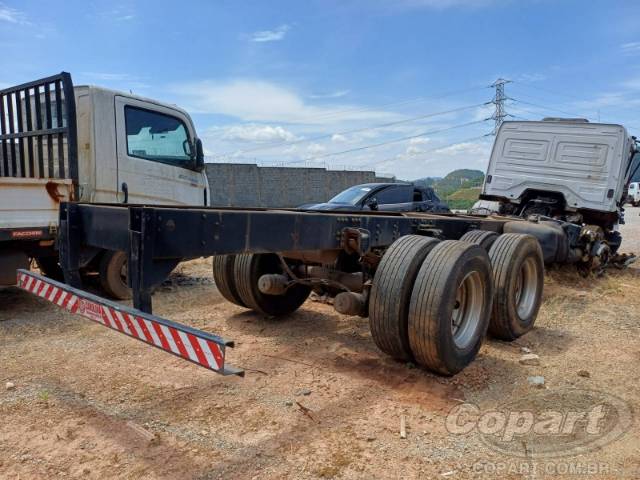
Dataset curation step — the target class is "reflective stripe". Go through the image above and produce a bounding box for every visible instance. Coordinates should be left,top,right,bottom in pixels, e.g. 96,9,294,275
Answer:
56,291,68,306
114,311,132,336
144,319,162,347
197,337,219,369
47,286,58,301
129,314,146,339
66,295,78,311
160,325,180,355
178,330,199,363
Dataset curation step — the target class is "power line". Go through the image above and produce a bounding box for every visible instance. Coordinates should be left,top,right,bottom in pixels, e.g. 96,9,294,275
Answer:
211,101,491,159
363,133,493,169
513,82,640,131
506,103,548,119
511,101,640,136
513,81,588,103
283,118,492,165
509,97,595,121
203,84,490,141
280,85,489,122
509,113,534,121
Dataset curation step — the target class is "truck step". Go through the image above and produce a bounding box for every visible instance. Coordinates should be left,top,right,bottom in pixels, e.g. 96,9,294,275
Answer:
16,270,243,377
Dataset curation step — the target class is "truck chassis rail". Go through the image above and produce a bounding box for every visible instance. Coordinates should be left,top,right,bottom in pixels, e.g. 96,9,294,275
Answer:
17,269,243,376
58,202,508,314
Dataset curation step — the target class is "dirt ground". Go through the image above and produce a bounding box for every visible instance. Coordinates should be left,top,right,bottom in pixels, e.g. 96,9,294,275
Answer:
1,210,640,479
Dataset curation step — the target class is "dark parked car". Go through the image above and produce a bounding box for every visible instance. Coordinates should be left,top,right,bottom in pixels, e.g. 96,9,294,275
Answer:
300,183,450,213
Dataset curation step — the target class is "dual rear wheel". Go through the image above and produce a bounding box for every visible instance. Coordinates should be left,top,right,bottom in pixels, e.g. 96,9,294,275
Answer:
370,237,494,375
369,232,544,375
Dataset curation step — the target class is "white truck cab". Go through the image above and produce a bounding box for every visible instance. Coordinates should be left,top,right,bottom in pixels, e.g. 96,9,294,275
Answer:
75,85,209,206
482,119,637,228
0,72,209,289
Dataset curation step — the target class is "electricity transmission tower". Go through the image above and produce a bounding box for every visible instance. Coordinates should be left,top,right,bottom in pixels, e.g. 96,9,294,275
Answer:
490,78,511,134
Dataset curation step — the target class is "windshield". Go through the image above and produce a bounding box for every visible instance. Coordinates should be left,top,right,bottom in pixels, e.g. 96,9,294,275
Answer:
329,185,374,205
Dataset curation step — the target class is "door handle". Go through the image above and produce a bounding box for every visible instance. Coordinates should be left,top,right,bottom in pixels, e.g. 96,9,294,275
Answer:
121,182,129,203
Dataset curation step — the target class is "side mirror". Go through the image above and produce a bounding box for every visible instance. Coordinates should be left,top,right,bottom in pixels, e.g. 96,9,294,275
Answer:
183,139,194,157
366,197,379,210
194,138,205,172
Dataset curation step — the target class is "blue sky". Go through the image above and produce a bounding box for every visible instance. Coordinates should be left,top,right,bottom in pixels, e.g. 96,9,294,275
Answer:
2,0,640,179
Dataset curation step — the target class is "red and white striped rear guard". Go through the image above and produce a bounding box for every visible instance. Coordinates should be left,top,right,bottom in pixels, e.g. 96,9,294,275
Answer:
16,269,243,376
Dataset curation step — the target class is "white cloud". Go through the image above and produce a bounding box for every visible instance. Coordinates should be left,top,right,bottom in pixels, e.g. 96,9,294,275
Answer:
0,3,27,24
332,134,347,142
307,143,326,155
621,42,640,55
434,141,491,156
171,79,399,124
250,24,291,42
220,124,298,143
375,139,493,180
89,6,136,23
405,137,430,155
472,103,494,121
309,90,350,99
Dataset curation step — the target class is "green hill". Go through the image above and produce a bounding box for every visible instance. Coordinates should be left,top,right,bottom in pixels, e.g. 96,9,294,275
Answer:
446,187,482,210
413,169,484,209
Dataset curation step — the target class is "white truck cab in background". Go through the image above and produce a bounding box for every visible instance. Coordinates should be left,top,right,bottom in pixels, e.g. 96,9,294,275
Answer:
627,182,640,207
0,72,209,295
482,119,638,228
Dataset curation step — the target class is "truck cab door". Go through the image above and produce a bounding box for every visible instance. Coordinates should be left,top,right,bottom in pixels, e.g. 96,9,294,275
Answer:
114,96,206,205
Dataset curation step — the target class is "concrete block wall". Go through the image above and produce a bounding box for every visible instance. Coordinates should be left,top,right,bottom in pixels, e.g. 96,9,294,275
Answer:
205,163,396,208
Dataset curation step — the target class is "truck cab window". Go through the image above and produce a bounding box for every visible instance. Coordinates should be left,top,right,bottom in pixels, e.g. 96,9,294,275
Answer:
125,106,192,168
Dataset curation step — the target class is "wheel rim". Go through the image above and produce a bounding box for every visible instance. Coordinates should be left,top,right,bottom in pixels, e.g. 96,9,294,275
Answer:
451,270,484,349
116,255,128,288
515,256,538,319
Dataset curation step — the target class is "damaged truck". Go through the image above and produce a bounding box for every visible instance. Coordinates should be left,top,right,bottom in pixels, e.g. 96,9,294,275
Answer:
3,73,637,378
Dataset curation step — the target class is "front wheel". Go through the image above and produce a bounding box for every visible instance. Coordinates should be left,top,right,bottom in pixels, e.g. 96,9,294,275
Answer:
99,251,131,300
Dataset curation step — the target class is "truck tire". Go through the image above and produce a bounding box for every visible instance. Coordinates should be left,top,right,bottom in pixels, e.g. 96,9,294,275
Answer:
369,235,439,361
99,251,131,300
35,256,64,281
488,234,544,340
212,255,246,307
234,253,310,317
460,230,499,251
408,241,493,376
